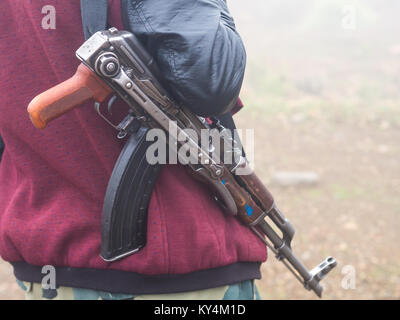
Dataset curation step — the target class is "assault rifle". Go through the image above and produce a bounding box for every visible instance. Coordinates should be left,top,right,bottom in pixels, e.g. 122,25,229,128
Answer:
27,28,336,297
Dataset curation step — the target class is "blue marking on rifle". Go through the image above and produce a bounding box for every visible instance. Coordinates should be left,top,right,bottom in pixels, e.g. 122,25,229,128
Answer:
245,204,253,217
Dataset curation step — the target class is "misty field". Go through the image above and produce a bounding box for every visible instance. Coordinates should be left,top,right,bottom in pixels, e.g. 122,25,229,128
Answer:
1,0,399,299
233,0,400,299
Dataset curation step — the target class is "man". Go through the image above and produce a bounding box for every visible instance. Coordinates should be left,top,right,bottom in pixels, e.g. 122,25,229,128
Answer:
0,0,267,299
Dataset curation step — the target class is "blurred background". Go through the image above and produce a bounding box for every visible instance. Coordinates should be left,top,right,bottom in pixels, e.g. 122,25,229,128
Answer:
228,0,400,299
1,0,399,299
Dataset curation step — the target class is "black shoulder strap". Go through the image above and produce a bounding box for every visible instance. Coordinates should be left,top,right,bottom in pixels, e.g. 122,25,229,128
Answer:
80,0,109,40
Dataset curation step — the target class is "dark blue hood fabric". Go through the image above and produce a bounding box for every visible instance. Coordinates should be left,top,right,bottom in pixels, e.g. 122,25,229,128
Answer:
121,0,246,117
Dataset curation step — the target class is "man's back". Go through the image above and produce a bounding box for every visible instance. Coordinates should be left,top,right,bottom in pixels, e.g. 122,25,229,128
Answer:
0,0,266,294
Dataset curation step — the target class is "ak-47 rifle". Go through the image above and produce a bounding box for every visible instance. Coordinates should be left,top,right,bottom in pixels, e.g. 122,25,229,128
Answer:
27,28,336,297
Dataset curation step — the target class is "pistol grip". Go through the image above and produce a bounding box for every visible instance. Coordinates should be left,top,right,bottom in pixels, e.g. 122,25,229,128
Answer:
27,63,112,129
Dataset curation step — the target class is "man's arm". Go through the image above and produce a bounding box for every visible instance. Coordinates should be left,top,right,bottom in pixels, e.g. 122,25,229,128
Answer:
121,0,246,117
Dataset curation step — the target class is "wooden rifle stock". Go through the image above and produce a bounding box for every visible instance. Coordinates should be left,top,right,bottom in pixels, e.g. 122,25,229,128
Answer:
27,63,112,129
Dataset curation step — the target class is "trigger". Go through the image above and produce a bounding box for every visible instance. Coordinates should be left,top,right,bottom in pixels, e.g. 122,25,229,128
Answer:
107,95,118,115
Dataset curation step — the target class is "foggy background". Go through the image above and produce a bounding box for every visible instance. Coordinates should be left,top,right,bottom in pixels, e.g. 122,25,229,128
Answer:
228,0,400,299
0,0,399,299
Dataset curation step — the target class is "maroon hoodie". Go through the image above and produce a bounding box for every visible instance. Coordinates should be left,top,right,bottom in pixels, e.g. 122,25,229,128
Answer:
0,0,266,293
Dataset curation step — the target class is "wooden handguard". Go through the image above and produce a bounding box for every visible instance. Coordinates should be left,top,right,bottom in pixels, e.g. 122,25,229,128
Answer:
221,168,274,225
27,63,112,129
237,171,275,212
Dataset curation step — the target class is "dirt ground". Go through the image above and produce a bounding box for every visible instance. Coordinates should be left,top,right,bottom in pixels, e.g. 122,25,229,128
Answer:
0,0,399,300
239,111,400,299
